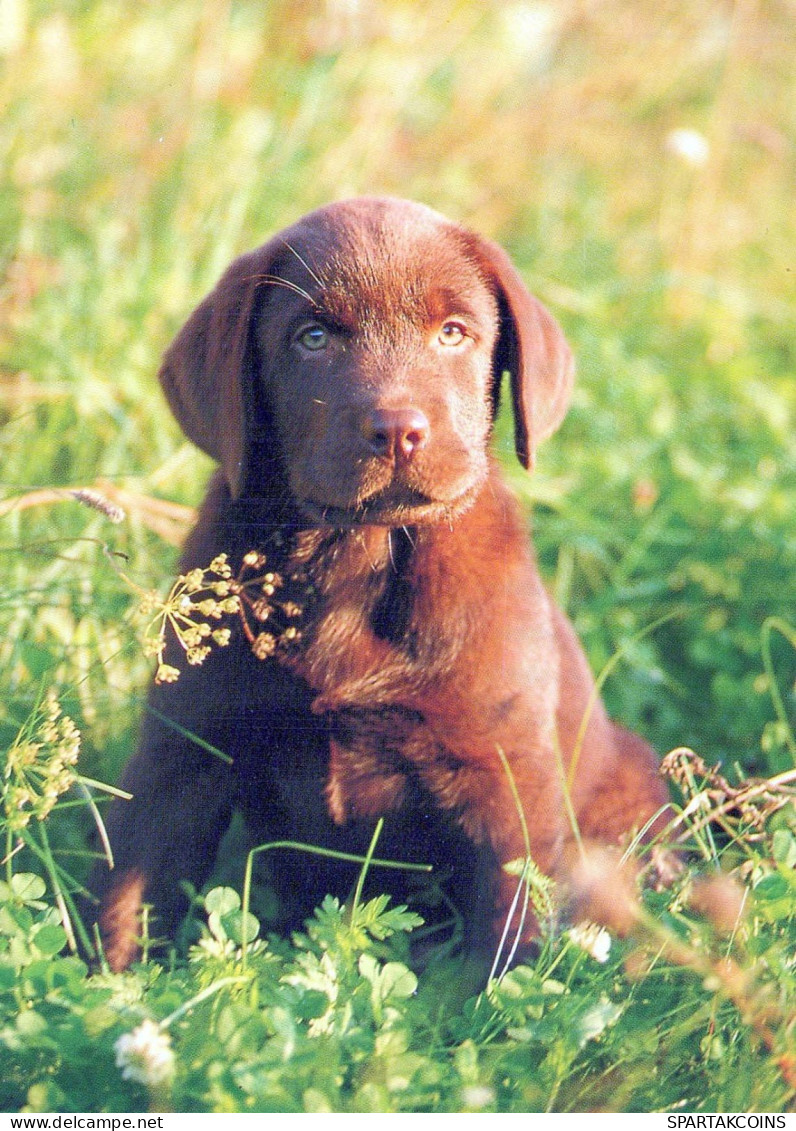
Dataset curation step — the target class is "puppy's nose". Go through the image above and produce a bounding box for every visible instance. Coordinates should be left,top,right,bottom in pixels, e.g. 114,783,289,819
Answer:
361,407,430,460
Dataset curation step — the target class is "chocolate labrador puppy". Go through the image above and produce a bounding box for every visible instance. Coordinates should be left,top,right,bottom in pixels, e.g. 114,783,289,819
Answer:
91,197,668,970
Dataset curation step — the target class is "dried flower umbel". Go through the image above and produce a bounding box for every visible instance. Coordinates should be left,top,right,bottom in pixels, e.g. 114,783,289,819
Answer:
232,549,306,661
661,746,796,845
138,551,307,684
570,845,642,937
2,693,81,831
688,873,748,935
139,555,241,684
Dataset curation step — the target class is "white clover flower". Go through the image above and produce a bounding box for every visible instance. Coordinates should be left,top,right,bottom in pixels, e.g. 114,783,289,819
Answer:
461,1084,496,1110
568,921,612,963
666,127,710,167
114,1020,175,1086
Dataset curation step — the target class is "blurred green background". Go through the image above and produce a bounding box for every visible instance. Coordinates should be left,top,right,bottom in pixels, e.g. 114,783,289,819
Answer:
1,0,794,800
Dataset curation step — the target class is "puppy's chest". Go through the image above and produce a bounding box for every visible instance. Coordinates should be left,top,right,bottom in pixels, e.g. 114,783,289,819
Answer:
235,527,529,824
282,529,471,822
287,527,439,700
234,528,445,694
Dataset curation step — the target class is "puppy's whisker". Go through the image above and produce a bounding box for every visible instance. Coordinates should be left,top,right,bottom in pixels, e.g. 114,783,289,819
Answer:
281,239,324,289
252,274,316,305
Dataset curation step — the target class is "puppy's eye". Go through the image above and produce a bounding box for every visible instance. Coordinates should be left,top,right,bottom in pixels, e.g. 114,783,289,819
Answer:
438,321,467,347
296,324,330,352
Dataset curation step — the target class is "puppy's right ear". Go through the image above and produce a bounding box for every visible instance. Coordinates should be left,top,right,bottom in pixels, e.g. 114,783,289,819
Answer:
159,249,265,499
467,234,574,471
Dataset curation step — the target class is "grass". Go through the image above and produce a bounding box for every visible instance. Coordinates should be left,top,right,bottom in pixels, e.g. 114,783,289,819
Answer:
0,0,794,1113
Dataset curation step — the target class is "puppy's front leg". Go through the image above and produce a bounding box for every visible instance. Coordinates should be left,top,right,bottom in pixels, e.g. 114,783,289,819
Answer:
88,675,237,970
415,746,566,953
486,781,566,952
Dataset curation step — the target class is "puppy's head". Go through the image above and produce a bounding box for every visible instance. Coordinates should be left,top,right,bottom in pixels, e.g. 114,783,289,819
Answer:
160,197,574,523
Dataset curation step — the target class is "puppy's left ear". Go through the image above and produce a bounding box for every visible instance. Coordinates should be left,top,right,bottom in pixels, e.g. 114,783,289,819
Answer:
472,235,574,470
159,250,264,499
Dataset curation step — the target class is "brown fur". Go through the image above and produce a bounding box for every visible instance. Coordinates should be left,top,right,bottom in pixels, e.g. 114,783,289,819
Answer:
89,198,669,971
